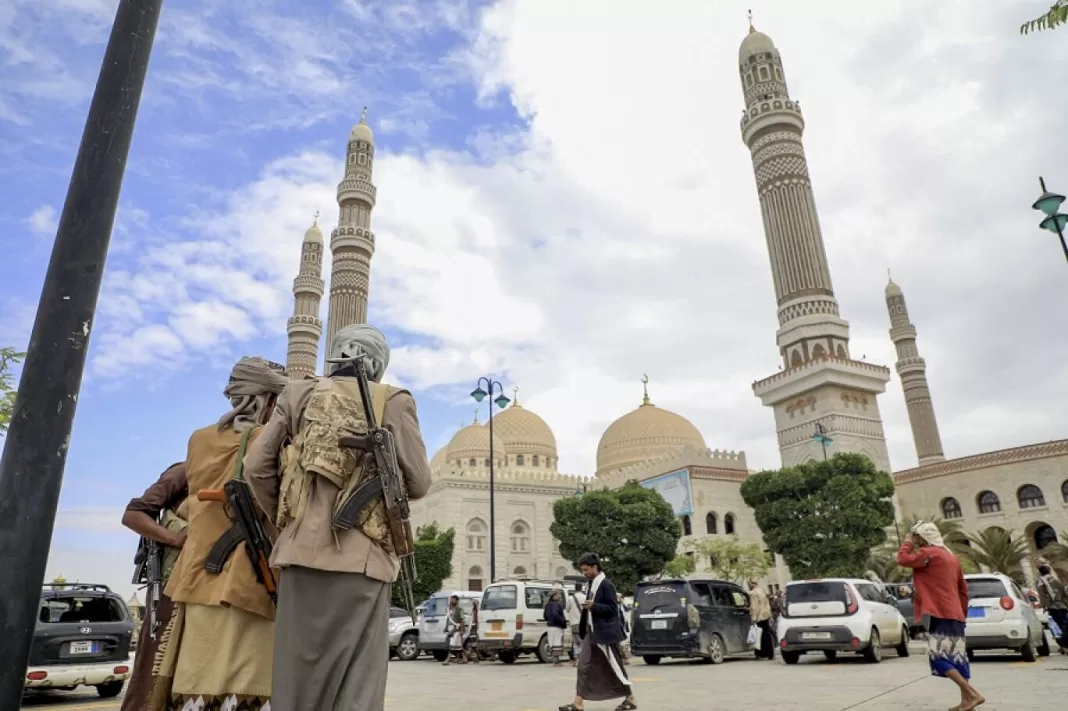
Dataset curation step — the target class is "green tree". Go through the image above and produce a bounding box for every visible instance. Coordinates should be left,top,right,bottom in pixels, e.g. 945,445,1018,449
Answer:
0,347,26,435
962,527,1031,584
685,535,771,584
739,453,895,579
392,522,455,608
551,482,680,596
663,554,696,579
1021,1,1068,34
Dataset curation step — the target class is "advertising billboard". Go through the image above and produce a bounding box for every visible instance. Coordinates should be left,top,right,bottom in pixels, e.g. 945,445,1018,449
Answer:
638,469,695,517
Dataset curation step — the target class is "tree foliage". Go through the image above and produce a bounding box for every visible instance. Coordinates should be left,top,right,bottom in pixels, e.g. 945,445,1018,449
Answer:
551,482,680,596
0,346,26,435
739,453,895,579
1021,1,1068,34
685,535,771,584
663,554,696,579
962,527,1031,584
393,522,455,608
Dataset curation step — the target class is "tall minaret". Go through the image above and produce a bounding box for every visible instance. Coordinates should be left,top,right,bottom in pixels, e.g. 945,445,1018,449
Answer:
286,217,325,379
740,16,893,472
326,107,377,358
886,275,945,466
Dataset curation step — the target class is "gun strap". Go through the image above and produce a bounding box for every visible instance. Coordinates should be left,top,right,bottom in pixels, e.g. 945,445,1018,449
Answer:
233,428,253,482
204,524,245,574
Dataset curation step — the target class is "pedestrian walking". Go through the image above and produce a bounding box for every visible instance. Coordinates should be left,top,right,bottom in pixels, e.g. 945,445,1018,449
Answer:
545,590,567,665
466,600,482,663
897,521,985,711
443,595,467,665
748,579,775,660
1035,557,1068,654
616,594,631,663
567,584,586,666
558,553,636,711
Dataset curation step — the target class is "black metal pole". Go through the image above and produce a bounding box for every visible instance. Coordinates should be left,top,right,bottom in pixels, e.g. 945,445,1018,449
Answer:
477,376,498,583
0,0,162,704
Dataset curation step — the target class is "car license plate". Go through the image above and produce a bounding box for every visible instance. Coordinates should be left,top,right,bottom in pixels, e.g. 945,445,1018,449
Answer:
967,608,985,619
801,632,832,641
69,641,94,655
491,621,503,631
651,620,668,630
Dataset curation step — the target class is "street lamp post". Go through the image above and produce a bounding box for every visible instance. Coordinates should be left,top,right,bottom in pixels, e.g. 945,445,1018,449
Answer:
1031,176,1068,263
812,422,832,461
471,378,510,583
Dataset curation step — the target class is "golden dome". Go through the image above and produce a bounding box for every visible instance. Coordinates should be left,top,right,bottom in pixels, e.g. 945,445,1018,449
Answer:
429,445,448,471
595,376,706,477
491,389,558,461
446,418,505,466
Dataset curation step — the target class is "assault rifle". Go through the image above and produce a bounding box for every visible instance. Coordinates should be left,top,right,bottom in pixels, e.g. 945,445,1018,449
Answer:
131,536,162,641
197,478,277,604
333,356,418,620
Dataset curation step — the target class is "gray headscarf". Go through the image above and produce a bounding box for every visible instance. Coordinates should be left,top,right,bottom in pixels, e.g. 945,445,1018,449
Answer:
217,356,290,432
326,324,391,382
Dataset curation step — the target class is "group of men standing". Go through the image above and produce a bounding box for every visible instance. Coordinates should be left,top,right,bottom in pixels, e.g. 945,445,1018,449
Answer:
118,324,432,711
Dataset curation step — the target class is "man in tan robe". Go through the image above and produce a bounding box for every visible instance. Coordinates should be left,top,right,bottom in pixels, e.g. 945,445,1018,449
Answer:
245,324,432,711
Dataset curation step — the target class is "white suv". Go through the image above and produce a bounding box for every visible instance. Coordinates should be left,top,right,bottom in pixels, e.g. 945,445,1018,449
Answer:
963,573,1049,661
777,579,910,665
477,578,571,664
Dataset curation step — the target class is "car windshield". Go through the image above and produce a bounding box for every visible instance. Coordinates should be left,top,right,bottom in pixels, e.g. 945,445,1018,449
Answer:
39,595,124,623
786,582,847,605
482,585,518,611
967,578,1007,600
635,583,686,611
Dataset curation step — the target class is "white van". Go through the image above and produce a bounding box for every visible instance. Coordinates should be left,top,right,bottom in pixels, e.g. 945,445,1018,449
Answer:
417,590,482,662
477,578,572,664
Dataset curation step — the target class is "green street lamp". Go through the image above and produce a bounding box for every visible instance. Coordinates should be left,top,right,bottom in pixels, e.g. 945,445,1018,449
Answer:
1032,176,1068,263
812,422,833,461
472,376,510,582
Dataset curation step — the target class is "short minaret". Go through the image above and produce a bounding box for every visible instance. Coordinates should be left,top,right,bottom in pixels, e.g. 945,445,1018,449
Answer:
286,217,325,379
886,275,945,466
740,15,893,472
326,107,377,358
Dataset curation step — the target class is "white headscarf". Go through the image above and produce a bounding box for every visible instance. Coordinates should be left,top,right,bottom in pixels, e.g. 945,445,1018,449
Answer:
326,324,391,382
911,521,946,549
217,356,289,432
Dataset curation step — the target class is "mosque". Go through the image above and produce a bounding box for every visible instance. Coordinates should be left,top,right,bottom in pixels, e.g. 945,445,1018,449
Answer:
281,21,1068,591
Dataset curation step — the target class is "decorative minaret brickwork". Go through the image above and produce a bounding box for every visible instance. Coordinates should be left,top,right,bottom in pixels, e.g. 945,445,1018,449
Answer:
886,275,945,466
326,107,377,360
286,217,325,379
740,16,893,472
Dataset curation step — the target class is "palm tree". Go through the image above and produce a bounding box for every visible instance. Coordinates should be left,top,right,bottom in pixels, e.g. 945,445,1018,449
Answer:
896,515,970,557
864,551,908,584
1021,1,1068,34
1039,530,1068,565
962,528,1031,584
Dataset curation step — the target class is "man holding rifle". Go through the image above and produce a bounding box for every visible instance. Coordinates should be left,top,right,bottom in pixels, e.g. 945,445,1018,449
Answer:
245,324,432,711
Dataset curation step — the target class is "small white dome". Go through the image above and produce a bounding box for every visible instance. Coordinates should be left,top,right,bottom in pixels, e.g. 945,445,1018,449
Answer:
739,29,777,63
350,108,374,143
304,221,323,243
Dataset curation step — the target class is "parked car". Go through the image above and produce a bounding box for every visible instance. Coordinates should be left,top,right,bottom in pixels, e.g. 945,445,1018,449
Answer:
891,583,928,638
963,573,1049,661
418,591,482,662
477,578,571,664
25,583,133,698
777,579,910,665
630,577,753,666
388,606,420,662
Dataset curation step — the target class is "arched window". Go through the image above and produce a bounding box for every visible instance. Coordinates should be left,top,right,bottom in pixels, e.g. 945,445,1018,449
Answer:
517,454,525,466
725,513,736,535
468,566,484,592
681,515,692,537
977,491,1001,514
1062,480,1068,503
1034,524,1058,550
510,521,531,553
484,458,490,466
532,455,539,466
555,566,568,579
705,512,718,534
513,566,527,576
466,519,487,552
1018,485,1046,509
941,497,963,520
469,458,476,467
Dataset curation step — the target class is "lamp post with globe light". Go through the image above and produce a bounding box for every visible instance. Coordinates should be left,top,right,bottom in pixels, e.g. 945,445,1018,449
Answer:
1032,177,1068,263
471,377,511,582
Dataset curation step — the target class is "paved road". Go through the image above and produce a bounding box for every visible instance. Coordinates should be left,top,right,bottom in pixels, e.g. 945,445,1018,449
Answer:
21,643,1068,710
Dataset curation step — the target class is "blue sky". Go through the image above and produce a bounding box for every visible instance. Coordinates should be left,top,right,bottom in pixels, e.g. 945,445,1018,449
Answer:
3,0,1068,595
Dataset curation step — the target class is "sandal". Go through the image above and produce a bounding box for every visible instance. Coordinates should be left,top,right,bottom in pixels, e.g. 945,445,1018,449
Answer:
558,705,582,711
615,702,637,711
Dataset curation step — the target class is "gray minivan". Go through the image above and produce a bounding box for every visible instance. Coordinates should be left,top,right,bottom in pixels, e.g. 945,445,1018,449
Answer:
630,578,752,665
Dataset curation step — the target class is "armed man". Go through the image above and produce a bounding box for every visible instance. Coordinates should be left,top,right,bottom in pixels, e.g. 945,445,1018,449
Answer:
245,324,432,711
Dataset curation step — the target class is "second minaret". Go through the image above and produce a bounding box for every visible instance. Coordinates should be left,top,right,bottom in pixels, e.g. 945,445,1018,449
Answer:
886,276,945,465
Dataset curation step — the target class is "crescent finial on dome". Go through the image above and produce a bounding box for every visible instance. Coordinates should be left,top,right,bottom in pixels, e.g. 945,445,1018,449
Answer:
748,8,755,33
512,385,520,407
641,373,653,407
472,408,480,425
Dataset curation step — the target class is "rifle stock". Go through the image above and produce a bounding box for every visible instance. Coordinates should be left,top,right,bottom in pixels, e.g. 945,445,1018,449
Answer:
198,479,277,605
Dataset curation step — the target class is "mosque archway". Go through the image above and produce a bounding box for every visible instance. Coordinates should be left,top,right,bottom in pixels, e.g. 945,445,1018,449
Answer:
468,566,484,592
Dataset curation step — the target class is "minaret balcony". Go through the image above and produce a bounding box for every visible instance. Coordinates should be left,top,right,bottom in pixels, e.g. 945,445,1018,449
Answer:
753,354,891,406
894,356,927,374
889,324,917,341
287,315,323,334
741,101,804,142
336,178,377,207
292,276,325,296
330,229,375,254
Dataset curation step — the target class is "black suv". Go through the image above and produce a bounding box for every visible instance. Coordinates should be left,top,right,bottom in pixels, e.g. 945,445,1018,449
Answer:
25,584,134,698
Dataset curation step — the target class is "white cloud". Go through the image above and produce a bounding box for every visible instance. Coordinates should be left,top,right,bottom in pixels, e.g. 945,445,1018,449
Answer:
24,204,57,238
39,1,1068,481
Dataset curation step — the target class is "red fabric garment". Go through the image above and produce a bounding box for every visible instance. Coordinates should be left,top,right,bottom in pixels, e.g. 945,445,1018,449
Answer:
896,543,969,622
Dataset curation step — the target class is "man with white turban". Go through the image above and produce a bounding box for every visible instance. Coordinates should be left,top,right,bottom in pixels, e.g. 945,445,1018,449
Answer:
244,324,432,711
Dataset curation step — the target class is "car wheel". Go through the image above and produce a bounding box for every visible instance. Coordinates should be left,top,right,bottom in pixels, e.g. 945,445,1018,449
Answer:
823,650,838,662
498,650,517,664
642,655,662,665
96,682,123,699
1037,630,1051,658
1021,638,1038,663
536,634,551,663
896,627,910,658
862,629,882,664
432,649,449,662
396,633,419,662
781,650,800,665
707,633,726,665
